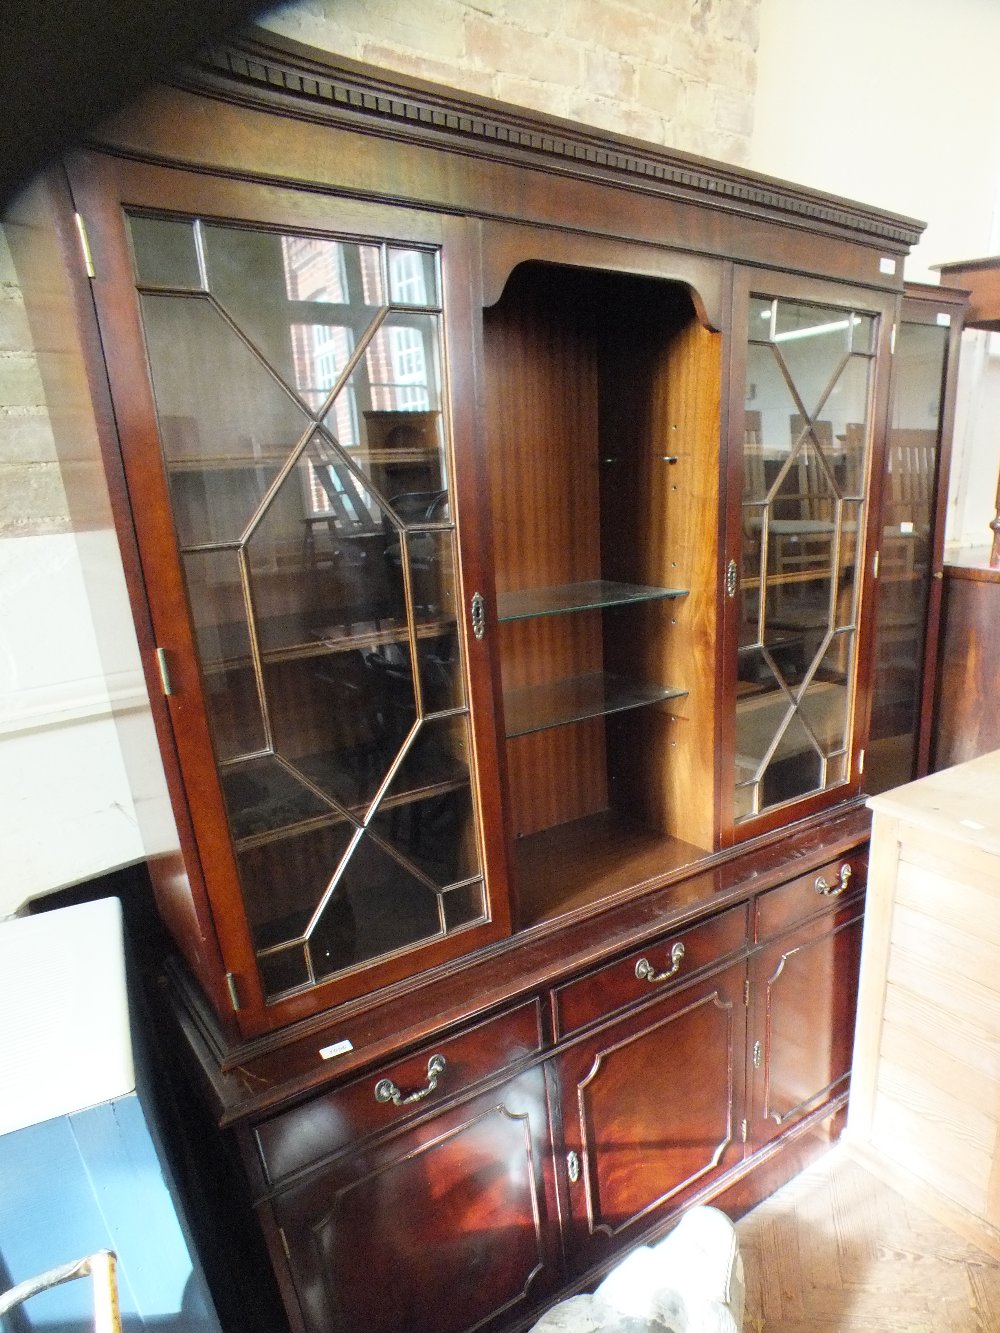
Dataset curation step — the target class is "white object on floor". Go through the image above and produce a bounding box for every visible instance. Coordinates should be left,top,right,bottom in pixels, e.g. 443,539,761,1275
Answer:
529,1205,744,1332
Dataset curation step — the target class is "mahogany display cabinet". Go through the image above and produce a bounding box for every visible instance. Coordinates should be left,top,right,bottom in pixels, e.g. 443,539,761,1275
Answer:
22,30,966,1332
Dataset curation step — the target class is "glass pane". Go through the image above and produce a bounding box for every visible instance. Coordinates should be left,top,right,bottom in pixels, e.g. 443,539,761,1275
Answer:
760,709,823,807
221,754,330,842
363,409,447,498
280,649,417,811
735,649,790,770
748,296,775,339
140,294,309,547
313,834,442,979
396,713,472,791
201,226,383,392
252,434,406,656
443,880,486,931
371,783,479,887
362,312,443,414
866,320,947,795
735,289,875,822
388,247,439,306
836,501,863,630
183,548,266,762
129,215,203,288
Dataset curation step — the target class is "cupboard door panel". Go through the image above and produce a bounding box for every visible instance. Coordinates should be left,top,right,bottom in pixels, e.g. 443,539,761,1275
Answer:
554,960,746,1271
269,1067,559,1333
749,903,864,1151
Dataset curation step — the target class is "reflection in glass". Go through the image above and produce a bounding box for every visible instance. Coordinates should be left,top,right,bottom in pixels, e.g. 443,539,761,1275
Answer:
866,319,948,794
127,211,484,999
129,216,203,289
735,293,875,819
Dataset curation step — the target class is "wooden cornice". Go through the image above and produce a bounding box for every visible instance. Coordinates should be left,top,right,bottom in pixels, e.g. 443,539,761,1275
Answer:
176,28,924,254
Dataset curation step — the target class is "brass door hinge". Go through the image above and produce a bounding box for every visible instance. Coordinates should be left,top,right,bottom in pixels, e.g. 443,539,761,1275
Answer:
74,212,95,279
225,971,241,1012
155,647,173,697
740,1118,749,1143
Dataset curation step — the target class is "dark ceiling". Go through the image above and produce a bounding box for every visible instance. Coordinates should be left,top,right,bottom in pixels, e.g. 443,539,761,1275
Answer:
1,0,270,208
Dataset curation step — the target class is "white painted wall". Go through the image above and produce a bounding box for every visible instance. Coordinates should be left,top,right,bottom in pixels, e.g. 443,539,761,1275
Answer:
749,0,1000,552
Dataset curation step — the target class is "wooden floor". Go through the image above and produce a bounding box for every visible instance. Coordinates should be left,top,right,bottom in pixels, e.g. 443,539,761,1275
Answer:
735,1146,1000,1331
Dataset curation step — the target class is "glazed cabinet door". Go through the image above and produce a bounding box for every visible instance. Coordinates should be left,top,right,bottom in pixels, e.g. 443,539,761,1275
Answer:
552,958,747,1274
747,890,865,1152
727,270,897,835
865,284,966,794
264,1066,560,1333
68,152,510,1033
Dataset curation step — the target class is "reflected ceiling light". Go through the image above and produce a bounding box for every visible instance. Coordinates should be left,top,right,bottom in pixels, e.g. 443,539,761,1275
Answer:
773,316,861,343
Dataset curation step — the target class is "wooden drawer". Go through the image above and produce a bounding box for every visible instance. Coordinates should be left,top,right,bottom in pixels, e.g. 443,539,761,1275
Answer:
254,998,544,1186
754,846,868,943
551,903,748,1039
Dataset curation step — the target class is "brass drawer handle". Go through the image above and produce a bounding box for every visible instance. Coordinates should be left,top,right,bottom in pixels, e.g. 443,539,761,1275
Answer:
635,941,686,984
815,863,852,897
374,1054,446,1107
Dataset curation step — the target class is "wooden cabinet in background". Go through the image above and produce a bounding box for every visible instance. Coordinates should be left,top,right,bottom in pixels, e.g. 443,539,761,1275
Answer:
15,27,965,1333
849,751,1000,1255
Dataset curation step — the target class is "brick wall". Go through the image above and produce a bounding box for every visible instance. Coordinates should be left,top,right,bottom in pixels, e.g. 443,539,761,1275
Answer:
260,0,760,164
0,232,69,538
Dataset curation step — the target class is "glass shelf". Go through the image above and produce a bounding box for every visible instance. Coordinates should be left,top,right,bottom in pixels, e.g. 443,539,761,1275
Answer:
166,445,441,474
504,671,686,738
496,579,687,622
222,746,471,849
199,613,456,673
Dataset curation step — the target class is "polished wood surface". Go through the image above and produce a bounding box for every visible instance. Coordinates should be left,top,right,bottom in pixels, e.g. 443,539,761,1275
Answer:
553,959,747,1273
749,899,864,1153
268,1066,560,1333
933,564,1000,769
754,848,867,941
551,903,747,1039
253,999,543,1186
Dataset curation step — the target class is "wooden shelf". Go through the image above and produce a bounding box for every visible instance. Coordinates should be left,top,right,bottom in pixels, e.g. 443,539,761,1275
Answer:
515,810,709,926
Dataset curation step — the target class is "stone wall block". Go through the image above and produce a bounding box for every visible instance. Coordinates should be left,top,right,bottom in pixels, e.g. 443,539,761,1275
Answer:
583,47,637,103
0,460,70,535
465,13,582,87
